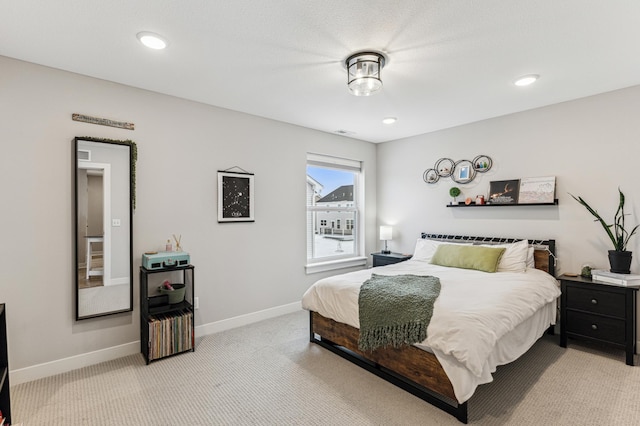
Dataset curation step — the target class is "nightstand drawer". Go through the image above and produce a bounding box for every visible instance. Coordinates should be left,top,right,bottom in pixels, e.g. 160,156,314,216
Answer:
374,257,399,267
566,285,625,318
565,310,626,344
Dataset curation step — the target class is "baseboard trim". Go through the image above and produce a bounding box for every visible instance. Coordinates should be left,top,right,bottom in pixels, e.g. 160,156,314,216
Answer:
194,301,301,336
10,341,140,385
10,301,303,386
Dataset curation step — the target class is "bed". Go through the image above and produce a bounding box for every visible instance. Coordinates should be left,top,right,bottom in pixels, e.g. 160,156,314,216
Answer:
302,233,560,423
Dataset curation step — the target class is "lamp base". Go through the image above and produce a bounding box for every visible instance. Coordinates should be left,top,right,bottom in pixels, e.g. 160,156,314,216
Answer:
381,250,391,254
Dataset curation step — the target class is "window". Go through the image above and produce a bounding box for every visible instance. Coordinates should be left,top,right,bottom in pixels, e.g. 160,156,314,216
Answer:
306,153,365,273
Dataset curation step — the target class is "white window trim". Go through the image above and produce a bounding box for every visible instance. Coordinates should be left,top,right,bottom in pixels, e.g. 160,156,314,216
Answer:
305,256,367,274
307,153,361,171
306,153,364,273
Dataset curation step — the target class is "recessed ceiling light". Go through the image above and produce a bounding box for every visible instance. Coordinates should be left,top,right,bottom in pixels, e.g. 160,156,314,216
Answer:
382,117,397,125
514,74,539,87
136,31,168,50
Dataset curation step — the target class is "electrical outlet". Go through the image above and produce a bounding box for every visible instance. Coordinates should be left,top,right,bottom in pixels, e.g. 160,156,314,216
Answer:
194,296,199,310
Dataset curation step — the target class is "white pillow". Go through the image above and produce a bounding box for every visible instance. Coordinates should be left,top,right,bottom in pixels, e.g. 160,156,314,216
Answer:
480,239,529,273
526,247,535,269
412,238,470,262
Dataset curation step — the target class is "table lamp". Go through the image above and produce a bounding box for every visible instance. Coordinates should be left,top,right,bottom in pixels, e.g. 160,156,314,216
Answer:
380,226,393,254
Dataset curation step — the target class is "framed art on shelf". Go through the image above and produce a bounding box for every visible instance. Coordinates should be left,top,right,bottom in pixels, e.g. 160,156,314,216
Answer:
218,171,255,222
489,179,520,204
518,176,556,204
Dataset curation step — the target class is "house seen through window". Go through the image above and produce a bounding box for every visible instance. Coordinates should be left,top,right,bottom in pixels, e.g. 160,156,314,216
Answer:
306,154,361,263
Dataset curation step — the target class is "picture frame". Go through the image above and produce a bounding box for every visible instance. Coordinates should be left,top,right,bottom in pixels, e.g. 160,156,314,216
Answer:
458,165,470,181
451,159,476,184
518,176,556,204
217,171,255,222
489,179,520,204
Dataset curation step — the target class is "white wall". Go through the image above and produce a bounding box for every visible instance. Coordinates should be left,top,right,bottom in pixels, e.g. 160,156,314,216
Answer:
0,55,377,379
3,51,639,382
377,85,640,333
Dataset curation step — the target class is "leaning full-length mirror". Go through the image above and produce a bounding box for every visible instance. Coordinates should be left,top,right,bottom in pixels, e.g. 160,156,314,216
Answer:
75,137,133,320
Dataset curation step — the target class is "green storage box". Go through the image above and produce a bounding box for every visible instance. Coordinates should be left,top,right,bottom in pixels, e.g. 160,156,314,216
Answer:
158,283,186,304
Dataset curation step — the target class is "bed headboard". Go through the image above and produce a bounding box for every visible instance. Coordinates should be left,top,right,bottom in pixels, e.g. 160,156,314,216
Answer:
421,233,556,277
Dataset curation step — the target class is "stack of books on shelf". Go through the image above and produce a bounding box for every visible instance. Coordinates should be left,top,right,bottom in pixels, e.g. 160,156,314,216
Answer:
591,269,640,287
147,308,193,361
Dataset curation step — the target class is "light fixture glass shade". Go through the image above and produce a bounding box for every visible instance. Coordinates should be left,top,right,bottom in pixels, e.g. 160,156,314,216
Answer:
346,52,385,96
379,226,393,241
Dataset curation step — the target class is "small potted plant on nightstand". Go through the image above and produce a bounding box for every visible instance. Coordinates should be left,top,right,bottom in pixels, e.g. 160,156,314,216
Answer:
449,187,461,205
570,188,638,274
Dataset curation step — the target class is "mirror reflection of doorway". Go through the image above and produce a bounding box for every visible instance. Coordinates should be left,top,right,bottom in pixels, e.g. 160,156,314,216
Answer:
84,171,103,288
77,164,111,290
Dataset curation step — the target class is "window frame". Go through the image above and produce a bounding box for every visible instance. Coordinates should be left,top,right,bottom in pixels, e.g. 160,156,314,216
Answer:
305,153,366,274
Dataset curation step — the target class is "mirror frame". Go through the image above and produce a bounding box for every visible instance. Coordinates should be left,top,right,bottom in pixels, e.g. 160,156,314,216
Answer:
74,136,135,320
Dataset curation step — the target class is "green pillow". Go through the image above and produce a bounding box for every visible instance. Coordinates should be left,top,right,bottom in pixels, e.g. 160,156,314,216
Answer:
430,244,506,273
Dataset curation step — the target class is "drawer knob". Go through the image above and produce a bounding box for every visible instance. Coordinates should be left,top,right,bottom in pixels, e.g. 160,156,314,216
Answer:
592,324,598,330
591,299,598,305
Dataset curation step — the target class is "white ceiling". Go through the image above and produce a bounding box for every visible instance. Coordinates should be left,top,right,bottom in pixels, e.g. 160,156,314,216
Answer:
2,1,640,143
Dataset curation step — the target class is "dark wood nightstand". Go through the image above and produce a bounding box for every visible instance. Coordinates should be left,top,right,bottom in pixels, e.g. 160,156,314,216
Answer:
371,252,412,267
559,274,638,366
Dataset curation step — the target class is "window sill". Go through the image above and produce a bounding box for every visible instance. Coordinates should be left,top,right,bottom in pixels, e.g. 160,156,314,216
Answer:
305,256,367,275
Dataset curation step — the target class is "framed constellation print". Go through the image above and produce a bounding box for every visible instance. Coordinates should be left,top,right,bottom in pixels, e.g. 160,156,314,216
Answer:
218,171,255,222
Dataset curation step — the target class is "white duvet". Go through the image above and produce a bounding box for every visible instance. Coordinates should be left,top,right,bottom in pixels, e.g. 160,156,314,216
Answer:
301,259,561,402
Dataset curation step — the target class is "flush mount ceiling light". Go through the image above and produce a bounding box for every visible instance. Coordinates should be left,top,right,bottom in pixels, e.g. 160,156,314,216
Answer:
136,31,168,50
382,117,397,124
345,51,386,96
514,74,539,87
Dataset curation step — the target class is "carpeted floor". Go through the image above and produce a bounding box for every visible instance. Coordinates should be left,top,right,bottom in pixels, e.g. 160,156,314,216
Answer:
11,310,640,425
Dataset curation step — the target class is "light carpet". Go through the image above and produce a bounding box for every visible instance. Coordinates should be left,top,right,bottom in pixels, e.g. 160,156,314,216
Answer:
11,310,640,425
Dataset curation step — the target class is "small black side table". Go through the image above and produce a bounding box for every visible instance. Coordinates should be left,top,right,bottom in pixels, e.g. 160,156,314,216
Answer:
371,252,412,267
558,274,637,366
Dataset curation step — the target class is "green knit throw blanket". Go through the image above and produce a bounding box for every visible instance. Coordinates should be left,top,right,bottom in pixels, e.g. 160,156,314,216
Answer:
358,274,441,352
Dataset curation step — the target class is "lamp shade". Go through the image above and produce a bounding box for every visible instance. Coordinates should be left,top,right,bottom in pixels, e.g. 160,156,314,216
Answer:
379,226,393,241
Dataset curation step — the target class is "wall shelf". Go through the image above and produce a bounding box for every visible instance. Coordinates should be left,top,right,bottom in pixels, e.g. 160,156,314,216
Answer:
446,199,558,208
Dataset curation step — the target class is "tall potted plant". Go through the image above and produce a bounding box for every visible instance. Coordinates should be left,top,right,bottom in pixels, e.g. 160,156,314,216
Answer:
570,188,638,274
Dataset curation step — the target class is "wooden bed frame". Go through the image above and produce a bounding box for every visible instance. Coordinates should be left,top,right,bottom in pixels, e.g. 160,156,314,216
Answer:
309,233,556,423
